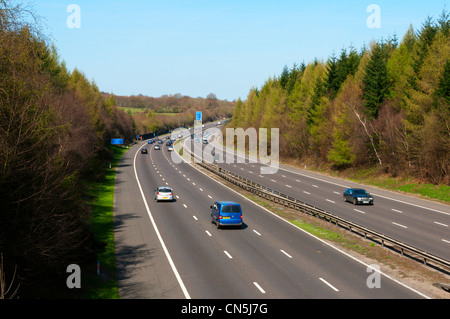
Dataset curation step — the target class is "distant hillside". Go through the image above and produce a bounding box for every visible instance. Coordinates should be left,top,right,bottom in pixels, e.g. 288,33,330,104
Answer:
101,92,235,134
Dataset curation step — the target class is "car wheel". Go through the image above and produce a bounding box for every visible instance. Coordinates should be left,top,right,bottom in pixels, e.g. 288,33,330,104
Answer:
343,196,347,202
353,198,357,205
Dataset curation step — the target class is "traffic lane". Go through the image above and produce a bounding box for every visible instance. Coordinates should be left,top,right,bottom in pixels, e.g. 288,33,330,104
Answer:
205,138,449,216
140,146,265,298
153,144,344,298
114,143,186,299
210,155,450,260
160,143,428,298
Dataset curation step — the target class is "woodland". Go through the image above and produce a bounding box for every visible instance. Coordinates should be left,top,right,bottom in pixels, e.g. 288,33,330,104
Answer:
230,13,449,185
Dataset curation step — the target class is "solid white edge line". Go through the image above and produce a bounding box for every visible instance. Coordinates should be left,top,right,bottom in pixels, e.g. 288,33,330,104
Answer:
134,143,191,299
178,137,432,299
211,140,449,216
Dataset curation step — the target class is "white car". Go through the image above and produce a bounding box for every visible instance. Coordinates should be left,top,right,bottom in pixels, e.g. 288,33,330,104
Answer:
155,186,174,202
168,145,174,151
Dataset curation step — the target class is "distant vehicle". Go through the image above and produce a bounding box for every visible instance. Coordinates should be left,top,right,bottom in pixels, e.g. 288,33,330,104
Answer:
166,140,173,146
154,145,160,150
343,188,374,205
168,146,174,151
202,139,208,144
158,139,163,144
210,201,243,229
155,186,174,202
141,148,148,154
148,139,154,144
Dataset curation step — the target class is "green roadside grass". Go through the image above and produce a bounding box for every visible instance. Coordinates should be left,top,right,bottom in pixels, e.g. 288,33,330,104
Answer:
83,145,129,299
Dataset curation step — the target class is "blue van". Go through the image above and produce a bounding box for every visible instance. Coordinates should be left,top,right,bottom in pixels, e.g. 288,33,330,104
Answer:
210,201,243,229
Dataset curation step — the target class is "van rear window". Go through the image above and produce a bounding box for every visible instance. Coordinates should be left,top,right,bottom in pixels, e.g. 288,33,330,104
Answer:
222,205,241,213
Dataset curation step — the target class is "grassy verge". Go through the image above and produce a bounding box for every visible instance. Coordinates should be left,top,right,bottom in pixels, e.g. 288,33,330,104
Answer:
83,145,129,299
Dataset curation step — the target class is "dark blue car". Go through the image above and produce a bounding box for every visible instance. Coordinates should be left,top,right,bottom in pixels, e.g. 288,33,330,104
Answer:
211,201,243,229
343,188,374,205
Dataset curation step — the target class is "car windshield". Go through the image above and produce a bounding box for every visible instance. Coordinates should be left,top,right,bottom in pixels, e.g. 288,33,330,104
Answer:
353,189,368,195
222,205,241,213
158,188,172,193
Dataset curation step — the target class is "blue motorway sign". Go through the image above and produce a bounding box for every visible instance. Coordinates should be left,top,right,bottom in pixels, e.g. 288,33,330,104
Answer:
196,111,202,121
111,138,124,145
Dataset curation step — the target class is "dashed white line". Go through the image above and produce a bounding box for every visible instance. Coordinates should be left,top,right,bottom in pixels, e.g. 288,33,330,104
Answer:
253,230,262,236
224,251,233,259
303,191,311,195
442,239,450,244
205,230,212,237
319,278,339,292
280,250,293,258
253,282,266,294
286,184,292,188
353,209,365,214
183,204,187,208
333,191,340,195
199,188,203,191
193,215,198,220
392,222,407,229
326,199,335,203
312,185,319,188
434,221,448,227
391,209,403,213
208,195,212,199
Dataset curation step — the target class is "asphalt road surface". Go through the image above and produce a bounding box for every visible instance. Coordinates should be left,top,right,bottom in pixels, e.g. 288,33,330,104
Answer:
114,133,433,299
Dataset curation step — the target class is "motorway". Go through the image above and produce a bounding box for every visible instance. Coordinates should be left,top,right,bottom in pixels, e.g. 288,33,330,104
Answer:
113,126,435,299
195,126,450,262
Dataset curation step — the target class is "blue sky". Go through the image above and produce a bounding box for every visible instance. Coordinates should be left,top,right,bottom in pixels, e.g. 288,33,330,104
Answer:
32,1,448,101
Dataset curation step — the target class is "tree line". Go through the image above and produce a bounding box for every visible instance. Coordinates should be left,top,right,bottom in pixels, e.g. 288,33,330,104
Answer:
110,93,235,135
0,1,135,298
230,12,449,184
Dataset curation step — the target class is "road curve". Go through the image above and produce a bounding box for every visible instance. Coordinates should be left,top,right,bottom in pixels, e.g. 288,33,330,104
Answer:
114,136,431,299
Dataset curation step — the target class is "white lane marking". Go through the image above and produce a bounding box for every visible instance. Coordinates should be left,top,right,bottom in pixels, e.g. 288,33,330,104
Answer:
208,195,212,199
319,278,339,292
271,179,277,183
392,222,408,229
353,209,365,214
312,185,318,188
193,215,198,220
224,251,233,259
176,195,179,199
253,282,266,294
253,230,262,236
442,239,450,244
326,199,335,203
178,140,432,299
183,204,187,208
134,144,190,299
333,191,340,195
199,188,203,191
205,230,212,237
434,221,448,227
280,250,293,259
303,191,311,195
391,209,403,213
286,185,292,188
296,179,301,183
